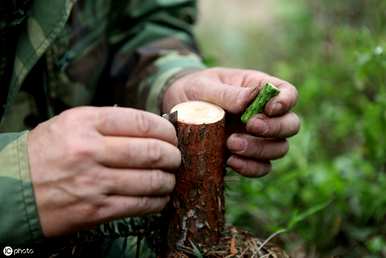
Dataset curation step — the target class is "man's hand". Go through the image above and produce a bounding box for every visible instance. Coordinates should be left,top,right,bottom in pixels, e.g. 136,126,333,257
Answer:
163,68,300,177
28,107,181,237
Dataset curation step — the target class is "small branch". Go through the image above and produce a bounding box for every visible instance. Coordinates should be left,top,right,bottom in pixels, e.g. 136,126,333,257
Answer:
241,83,280,123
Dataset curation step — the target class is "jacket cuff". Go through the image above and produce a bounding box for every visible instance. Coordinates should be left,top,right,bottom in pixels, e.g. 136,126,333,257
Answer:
0,131,43,245
145,51,206,114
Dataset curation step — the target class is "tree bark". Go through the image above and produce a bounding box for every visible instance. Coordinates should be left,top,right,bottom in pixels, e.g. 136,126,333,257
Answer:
161,101,226,257
159,100,289,258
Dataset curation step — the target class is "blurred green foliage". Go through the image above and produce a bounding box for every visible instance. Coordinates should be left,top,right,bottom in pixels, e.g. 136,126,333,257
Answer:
197,0,386,257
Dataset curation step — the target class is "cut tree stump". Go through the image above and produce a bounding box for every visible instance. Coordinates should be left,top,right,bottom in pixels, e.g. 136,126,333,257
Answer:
160,100,289,258
161,101,226,256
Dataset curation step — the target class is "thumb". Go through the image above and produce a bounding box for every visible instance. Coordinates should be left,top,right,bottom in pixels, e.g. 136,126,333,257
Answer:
187,78,259,114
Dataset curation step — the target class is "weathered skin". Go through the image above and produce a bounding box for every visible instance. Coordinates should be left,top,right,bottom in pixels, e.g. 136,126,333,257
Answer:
0,0,205,256
0,1,301,257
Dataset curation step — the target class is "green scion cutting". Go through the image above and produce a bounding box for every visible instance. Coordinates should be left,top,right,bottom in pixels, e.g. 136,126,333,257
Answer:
241,83,280,123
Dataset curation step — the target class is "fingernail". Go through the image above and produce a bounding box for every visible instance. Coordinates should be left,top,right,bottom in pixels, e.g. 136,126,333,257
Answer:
226,156,243,170
228,135,246,152
270,102,283,115
226,156,235,165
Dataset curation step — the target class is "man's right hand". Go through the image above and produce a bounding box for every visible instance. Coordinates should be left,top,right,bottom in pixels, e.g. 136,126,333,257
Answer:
27,107,181,237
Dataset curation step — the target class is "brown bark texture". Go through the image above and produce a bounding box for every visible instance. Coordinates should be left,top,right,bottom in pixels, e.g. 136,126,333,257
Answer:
161,116,226,257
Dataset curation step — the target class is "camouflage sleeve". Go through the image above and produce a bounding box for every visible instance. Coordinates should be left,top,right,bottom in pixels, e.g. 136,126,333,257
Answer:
107,0,206,114
0,0,33,107
0,132,43,245
0,0,32,31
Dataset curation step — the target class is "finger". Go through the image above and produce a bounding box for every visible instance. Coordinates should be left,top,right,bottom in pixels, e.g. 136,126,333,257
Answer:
186,77,259,114
101,168,175,196
262,76,298,117
239,71,298,116
96,107,178,145
98,137,181,169
227,134,289,160
246,112,300,138
227,155,271,177
98,196,170,221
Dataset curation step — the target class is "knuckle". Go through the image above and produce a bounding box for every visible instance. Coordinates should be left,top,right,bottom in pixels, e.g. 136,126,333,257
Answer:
135,111,152,135
69,190,106,222
148,170,175,194
254,141,266,159
259,162,272,177
58,110,100,162
164,173,176,193
274,119,283,136
286,83,298,107
60,107,87,123
290,113,301,134
281,140,290,157
146,140,163,165
167,124,178,145
262,124,271,137
174,148,182,168
66,140,95,162
82,201,104,222
240,161,256,176
257,116,271,136
171,131,179,146
94,169,112,192
247,161,271,177
274,140,289,160
218,89,227,103
96,108,110,131
148,170,165,193
234,97,246,114
60,107,98,131
135,197,152,213
59,109,78,127
161,120,178,146
169,174,176,190
289,84,298,97
207,67,221,74
154,198,169,213
78,205,96,221
186,80,200,100
75,172,97,189
45,116,61,135
234,87,257,114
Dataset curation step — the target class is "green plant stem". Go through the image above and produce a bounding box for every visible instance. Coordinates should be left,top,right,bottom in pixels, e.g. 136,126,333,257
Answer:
241,83,280,123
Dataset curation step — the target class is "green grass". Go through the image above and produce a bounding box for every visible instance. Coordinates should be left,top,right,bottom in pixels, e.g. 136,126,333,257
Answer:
196,0,386,257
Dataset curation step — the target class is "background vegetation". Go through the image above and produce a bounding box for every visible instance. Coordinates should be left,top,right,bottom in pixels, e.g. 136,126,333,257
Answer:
196,0,386,257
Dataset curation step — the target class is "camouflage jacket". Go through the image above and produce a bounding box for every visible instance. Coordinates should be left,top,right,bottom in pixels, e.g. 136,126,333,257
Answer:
0,0,205,256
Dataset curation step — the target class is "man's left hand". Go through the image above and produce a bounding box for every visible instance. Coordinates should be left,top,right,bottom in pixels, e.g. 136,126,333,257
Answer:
162,67,300,177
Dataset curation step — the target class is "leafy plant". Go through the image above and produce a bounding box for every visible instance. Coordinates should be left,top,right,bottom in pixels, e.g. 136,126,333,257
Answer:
197,0,386,256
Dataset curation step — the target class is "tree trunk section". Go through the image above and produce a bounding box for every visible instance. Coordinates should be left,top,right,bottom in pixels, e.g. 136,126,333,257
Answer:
159,101,289,258
161,101,226,257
